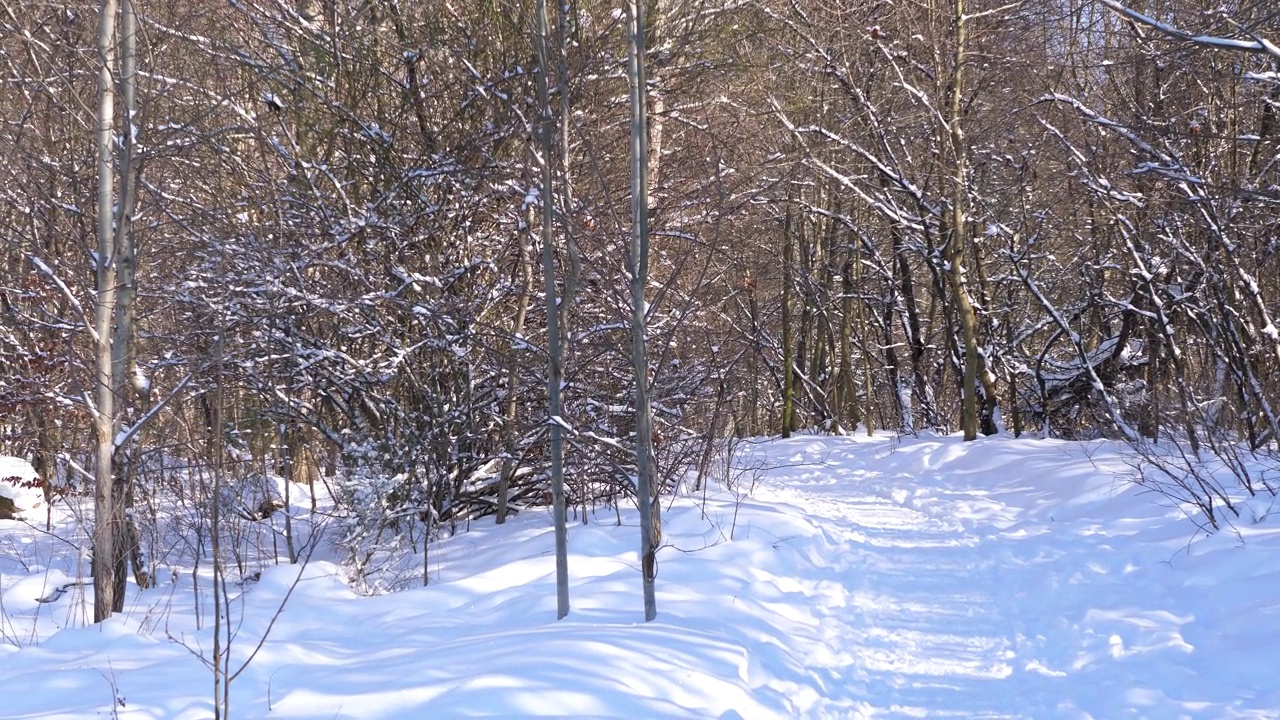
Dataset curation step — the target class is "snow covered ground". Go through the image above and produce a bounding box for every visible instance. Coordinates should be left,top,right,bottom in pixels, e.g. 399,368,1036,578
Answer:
1,433,1278,718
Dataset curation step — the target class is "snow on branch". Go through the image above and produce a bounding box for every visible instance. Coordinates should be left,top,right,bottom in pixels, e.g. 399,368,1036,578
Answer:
1013,251,1141,443
1035,94,1175,166
1094,0,1280,62
113,373,193,450
29,256,96,343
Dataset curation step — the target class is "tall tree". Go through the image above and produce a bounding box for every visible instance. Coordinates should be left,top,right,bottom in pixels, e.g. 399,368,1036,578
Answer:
626,0,658,622
534,0,571,620
91,0,121,623
944,0,986,440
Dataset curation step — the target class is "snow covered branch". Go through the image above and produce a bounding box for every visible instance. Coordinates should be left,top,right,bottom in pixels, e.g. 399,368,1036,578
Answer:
29,256,96,344
1094,0,1280,62
113,373,192,450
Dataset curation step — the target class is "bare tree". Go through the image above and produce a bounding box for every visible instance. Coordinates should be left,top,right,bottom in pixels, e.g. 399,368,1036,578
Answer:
534,0,571,620
626,0,658,622
90,0,126,623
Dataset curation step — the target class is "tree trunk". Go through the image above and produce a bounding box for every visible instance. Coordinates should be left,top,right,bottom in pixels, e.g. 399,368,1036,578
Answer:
496,218,533,525
626,0,657,622
943,0,987,442
92,0,120,624
110,0,141,608
781,199,796,438
839,256,857,430
534,0,570,620
854,239,876,435
892,224,935,430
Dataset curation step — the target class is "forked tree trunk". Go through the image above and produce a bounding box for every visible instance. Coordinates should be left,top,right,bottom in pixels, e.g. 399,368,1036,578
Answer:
943,0,993,442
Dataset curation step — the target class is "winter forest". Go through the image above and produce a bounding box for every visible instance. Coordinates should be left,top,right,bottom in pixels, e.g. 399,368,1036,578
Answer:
2,0,1280,716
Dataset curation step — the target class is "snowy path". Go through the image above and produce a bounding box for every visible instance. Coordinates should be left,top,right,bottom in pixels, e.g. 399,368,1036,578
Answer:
727,434,1280,718
764,485,1018,717
737,450,1025,717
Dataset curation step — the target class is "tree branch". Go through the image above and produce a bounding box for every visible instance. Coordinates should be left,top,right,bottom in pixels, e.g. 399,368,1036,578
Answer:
1094,0,1280,61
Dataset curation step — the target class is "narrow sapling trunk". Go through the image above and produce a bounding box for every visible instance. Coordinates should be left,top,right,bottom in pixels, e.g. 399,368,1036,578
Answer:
854,243,876,436
111,0,143,607
626,0,658,622
496,220,533,526
781,200,795,438
534,0,570,619
838,256,856,429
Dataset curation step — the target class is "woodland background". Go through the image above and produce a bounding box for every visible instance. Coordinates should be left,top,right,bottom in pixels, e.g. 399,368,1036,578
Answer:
2,0,1278,611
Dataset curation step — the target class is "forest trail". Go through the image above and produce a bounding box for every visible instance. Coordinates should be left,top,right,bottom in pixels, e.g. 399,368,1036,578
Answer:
743,434,1278,718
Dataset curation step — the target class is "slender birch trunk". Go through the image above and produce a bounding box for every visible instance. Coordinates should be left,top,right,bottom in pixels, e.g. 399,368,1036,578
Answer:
92,0,120,624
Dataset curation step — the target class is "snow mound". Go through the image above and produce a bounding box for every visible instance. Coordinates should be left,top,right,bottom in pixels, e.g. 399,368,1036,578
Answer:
0,456,44,519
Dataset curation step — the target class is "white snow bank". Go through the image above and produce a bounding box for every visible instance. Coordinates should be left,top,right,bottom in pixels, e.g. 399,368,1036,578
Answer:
0,455,44,514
